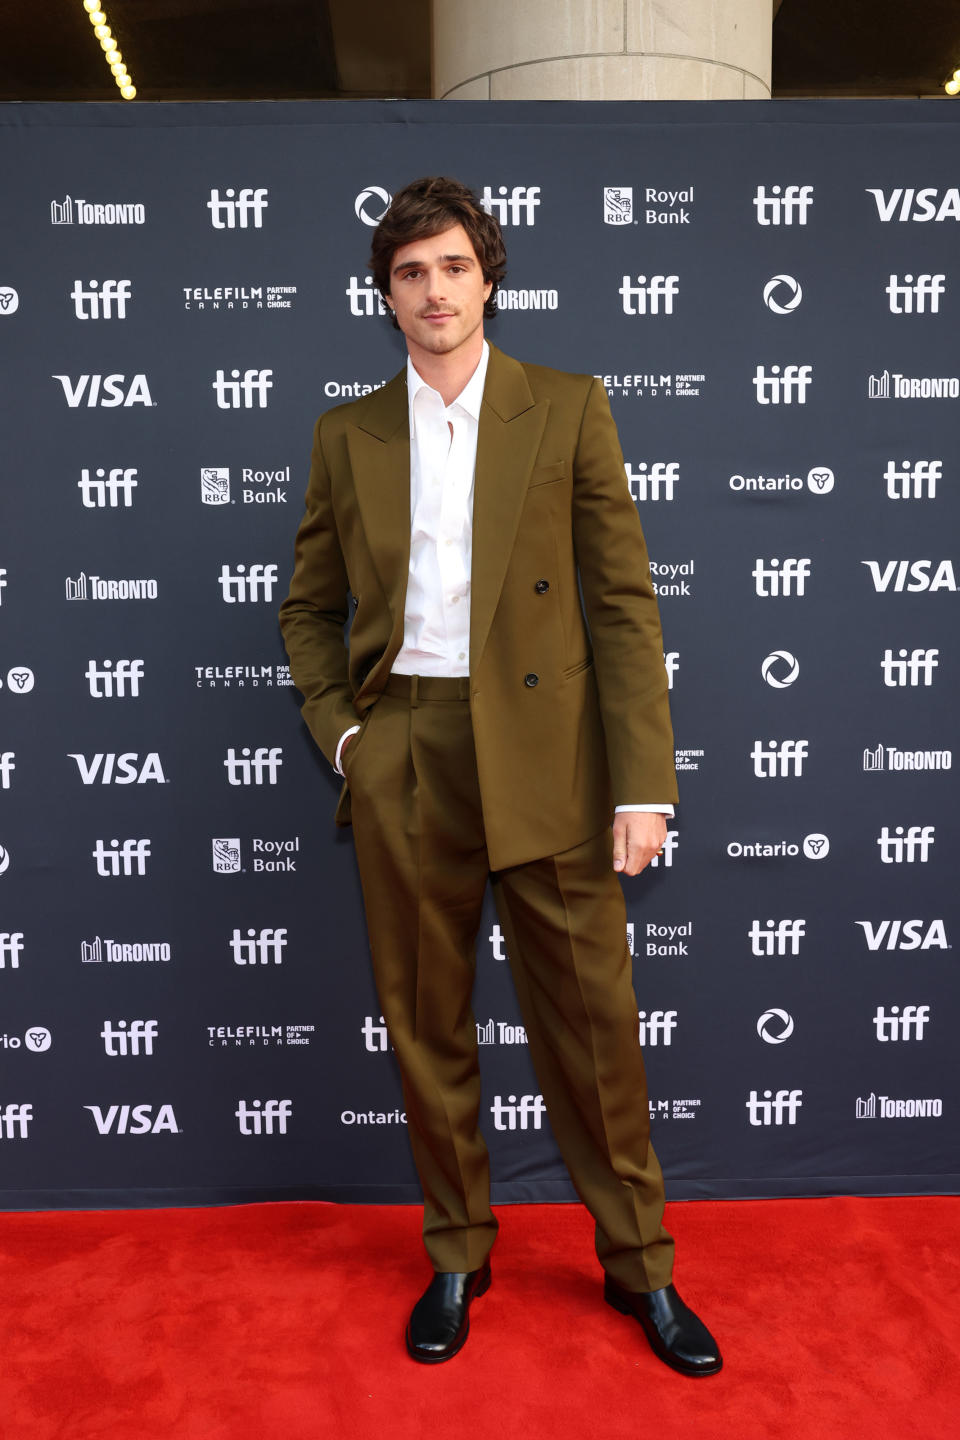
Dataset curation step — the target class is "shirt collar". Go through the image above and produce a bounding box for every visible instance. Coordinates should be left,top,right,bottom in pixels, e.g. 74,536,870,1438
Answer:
407,340,490,430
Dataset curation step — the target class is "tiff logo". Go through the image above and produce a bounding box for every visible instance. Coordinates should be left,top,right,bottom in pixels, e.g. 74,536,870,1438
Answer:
0,1103,33,1139
207,188,268,228
0,752,14,789
86,659,144,698
78,467,138,508
0,933,24,969
0,568,5,604
625,462,678,502
346,275,388,317
877,825,935,863
619,275,679,315
361,1015,389,1052
480,185,541,225
664,652,679,689
753,364,812,404
490,1094,546,1130
101,1019,158,1056
753,185,814,225
882,648,938,686
224,747,283,785
218,563,278,603
749,919,805,956
230,927,287,965
751,739,808,778
745,1088,803,1125
92,839,151,877
638,1010,677,1046
753,558,811,596
71,279,131,319
873,1004,930,1041
648,830,678,868
886,274,945,314
885,460,941,499
236,1098,292,1135
213,369,273,409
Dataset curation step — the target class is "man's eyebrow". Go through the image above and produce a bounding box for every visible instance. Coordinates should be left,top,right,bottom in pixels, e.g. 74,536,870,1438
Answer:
391,253,476,274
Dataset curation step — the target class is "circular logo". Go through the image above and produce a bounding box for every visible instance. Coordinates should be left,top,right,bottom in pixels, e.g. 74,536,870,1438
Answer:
354,186,391,227
761,651,799,688
763,274,802,314
807,466,835,495
24,1027,52,1052
0,845,9,875
4,667,35,694
0,286,19,316
757,1009,794,1044
803,833,830,860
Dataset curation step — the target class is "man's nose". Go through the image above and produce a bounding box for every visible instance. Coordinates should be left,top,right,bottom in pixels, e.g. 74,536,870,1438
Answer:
425,269,447,303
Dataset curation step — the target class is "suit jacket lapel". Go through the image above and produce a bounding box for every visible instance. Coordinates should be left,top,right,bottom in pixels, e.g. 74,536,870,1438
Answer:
345,368,410,629
470,344,549,668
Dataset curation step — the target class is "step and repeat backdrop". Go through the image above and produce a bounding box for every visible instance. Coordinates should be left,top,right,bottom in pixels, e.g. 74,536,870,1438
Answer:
0,100,957,1208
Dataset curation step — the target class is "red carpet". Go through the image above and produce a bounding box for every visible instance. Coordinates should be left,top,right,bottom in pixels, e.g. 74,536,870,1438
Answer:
2,1197,957,1439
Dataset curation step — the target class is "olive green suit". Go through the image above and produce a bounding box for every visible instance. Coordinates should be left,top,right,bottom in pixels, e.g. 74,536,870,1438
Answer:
280,343,679,1289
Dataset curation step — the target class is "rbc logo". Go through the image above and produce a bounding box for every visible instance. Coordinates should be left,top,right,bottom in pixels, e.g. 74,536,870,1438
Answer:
207,188,268,228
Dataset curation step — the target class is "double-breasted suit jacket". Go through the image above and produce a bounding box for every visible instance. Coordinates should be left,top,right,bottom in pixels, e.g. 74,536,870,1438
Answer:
279,342,678,870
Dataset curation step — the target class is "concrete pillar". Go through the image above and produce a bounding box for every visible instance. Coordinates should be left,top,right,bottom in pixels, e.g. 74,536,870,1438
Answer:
434,0,772,100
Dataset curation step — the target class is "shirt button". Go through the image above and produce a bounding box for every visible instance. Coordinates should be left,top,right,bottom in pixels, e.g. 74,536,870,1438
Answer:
534,579,550,594
458,651,466,661
524,673,539,688
450,595,460,605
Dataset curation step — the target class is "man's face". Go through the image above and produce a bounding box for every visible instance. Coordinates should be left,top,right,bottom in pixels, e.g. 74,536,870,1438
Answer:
385,223,493,363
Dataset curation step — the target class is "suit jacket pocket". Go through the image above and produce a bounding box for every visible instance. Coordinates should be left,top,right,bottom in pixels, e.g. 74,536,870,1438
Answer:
528,460,568,489
563,655,594,680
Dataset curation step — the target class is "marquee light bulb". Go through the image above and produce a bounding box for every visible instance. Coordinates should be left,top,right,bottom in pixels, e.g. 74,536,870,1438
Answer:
89,9,106,22
110,61,127,75
94,25,111,40
946,78,960,95
105,47,121,63
83,0,100,12
953,67,960,80
100,34,116,50
121,85,136,99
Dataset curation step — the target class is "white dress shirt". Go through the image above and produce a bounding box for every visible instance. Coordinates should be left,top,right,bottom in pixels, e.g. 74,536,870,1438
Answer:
334,343,673,818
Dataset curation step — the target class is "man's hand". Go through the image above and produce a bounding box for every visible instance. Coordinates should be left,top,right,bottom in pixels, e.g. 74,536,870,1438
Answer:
612,812,667,876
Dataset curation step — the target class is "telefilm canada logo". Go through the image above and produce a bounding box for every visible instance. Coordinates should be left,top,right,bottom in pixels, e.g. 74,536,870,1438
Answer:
650,1097,701,1122
597,370,704,399
51,195,145,225
195,663,291,690
184,283,297,312
208,1023,314,1049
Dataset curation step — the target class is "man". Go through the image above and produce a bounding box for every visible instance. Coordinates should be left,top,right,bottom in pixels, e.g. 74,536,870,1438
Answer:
279,177,721,1377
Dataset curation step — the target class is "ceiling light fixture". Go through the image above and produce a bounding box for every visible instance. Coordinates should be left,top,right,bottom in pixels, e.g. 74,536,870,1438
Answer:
82,0,137,98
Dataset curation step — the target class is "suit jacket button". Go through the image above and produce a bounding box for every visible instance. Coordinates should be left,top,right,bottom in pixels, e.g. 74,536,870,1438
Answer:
534,579,550,594
524,672,539,687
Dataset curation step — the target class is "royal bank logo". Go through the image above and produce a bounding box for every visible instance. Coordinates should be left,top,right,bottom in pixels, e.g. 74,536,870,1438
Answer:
101,1019,158,1056
885,460,941,499
649,560,693,597
86,659,143,697
78,468,138,508
757,1009,794,1044
857,1092,942,1118
0,286,19,315
236,1099,292,1134
92,839,151,877
603,187,633,224
212,838,241,874
869,369,959,399
887,274,945,314
620,275,679,315
217,564,278,603
71,279,131,320
212,369,273,409
0,933,24,969
761,651,799,688
762,275,802,314
866,187,960,223
53,374,153,408
201,469,231,505
51,196,145,225
643,922,692,956
753,185,813,225
753,364,812,404
873,1005,930,1041
855,919,948,952
207,188,268,229
862,559,956,593
85,1103,178,1135
2,667,35,694
229,928,287,965
355,186,391,226
877,826,935,863
863,745,951,773
490,1094,546,1130
66,573,158,601
625,462,678,502
480,186,541,225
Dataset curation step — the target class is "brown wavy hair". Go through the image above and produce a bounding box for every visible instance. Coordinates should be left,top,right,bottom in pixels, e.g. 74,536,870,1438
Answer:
369,176,507,327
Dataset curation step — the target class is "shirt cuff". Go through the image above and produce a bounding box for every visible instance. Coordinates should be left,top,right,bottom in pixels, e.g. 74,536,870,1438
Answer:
334,725,361,776
614,804,675,818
